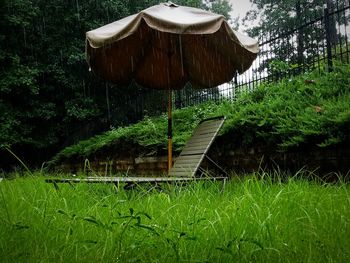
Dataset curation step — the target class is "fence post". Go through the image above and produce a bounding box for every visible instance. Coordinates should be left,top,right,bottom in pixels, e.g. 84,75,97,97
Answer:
324,7,333,72
175,90,182,108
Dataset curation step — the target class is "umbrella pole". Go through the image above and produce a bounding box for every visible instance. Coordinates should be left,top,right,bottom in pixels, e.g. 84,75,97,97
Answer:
167,89,173,173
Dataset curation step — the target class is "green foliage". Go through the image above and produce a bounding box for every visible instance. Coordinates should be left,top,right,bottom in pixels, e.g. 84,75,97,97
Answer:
267,60,292,76
0,0,233,166
49,102,217,165
226,63,350,149
0,0,111,149
207,0,232,20
0,174,350,262
49,64,350,165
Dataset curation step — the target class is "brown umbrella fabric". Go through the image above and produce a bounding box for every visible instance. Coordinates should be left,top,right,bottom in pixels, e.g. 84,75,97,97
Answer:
86,2,259,172
86,2,258,90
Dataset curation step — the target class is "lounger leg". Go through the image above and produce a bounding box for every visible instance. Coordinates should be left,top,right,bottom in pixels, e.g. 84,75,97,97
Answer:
113,183,119,192
205,155,228,177
124,182,135,190
68,181,76,189
222,177,227,191
53,182,59,191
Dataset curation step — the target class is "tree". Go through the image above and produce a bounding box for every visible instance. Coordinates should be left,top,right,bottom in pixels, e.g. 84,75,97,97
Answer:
0,0,133,167
243,0,345,74
0,0,234,168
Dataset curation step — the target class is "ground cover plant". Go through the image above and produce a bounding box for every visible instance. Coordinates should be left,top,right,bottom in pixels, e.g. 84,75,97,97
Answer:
1,172,350,262
49,63,350,166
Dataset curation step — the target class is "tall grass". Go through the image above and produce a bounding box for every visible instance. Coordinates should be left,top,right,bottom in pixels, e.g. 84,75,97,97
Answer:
0,173,349,262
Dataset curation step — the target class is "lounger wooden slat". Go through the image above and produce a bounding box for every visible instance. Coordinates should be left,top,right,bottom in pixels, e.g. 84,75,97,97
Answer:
169,116,227,178
183,135,220,144
181,145,209,153
172,158,200,164
179,141,211,148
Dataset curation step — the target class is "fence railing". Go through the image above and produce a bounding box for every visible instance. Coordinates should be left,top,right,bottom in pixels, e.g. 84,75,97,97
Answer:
119,0,350,123
218,0,350,101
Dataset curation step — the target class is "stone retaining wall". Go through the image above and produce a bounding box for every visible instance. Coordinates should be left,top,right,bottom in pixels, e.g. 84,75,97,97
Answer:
56,143,350,176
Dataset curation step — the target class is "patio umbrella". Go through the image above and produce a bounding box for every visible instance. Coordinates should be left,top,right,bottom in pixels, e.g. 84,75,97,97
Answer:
86,2,259,172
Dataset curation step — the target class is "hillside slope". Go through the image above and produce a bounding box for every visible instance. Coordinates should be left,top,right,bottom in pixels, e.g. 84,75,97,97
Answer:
49,64,350,167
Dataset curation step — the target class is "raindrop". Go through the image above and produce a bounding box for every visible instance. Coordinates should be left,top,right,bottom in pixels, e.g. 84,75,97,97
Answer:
131,56,134,71
106,5,109,22
42,16,46,33
106,84,111,122
76,0,80,21
83,79,86,97
23,27,27,48
179,35,184,76
89,67,92,72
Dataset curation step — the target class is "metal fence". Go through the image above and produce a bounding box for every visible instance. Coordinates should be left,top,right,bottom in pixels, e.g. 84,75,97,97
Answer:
121,0,350,121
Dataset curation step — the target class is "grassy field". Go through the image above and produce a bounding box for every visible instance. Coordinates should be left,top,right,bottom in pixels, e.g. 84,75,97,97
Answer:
0,173,350,262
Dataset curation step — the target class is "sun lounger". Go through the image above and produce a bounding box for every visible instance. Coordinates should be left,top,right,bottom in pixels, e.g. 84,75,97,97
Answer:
46,116,227,189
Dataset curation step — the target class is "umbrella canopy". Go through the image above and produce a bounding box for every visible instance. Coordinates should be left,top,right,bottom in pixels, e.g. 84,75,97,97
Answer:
86,2,259,90
85,2,259,173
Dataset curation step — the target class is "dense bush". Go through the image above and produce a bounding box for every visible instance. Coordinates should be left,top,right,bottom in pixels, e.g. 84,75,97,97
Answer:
49,64,350,166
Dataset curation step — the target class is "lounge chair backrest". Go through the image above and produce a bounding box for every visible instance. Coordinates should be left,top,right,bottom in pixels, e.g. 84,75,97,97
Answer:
169,116,225,177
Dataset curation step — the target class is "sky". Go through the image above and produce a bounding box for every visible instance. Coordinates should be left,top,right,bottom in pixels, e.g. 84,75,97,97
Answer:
228,0,258,30
229,0,253,19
